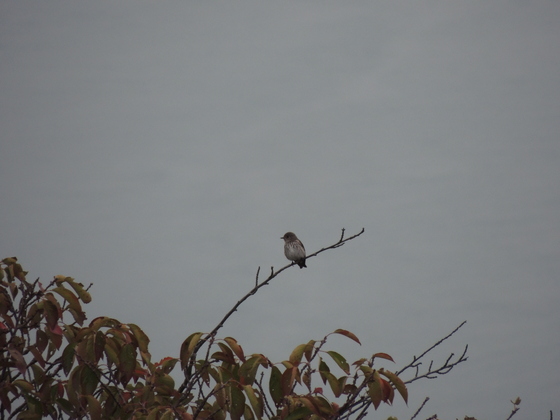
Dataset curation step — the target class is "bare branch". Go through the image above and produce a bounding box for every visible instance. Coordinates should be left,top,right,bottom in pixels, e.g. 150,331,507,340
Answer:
199,229,364,346
396,321,468,385
410,397,430,420
180,228,365,388
254,266,260,287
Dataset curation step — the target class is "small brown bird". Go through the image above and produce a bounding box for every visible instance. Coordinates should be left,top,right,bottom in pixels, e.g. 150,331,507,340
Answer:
282,232,307,268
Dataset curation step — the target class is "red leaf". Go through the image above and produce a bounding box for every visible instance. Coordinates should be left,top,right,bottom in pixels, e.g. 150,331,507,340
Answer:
379,369,408,404
224,337,246,363
333,329,361,345
281,366,298,396
372,352,394,363
43,299,60,330
28,345,46,368
8,348,27,375
50,323,64,336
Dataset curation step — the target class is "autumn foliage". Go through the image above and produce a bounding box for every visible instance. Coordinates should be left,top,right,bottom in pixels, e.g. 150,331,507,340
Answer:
0,255,407,420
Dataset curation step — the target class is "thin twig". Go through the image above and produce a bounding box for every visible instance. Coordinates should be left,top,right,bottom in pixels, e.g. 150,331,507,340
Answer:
397,321,467,376
180,228,365,389
254,266,260,288
505,406,520,420
410,397,429,420
197,229,364,350
397,321,468,385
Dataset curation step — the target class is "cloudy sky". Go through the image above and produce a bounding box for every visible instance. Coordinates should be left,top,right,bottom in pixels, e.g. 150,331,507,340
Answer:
1,1,559,419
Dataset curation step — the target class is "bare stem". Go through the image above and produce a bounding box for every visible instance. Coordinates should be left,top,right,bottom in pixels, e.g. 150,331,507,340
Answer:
410,397,429,420
181,228,365,386
397,321,468,384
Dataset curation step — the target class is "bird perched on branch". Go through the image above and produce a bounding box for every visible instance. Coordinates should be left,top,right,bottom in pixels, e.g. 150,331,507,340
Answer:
282,232,307,268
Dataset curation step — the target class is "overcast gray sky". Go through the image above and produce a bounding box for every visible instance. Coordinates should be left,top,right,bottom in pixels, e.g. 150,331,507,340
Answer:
1,2,559,419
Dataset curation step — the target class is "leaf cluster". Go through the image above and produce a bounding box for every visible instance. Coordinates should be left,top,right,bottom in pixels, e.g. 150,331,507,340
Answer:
0,258,182,419
0,256,407,420
178,329,407,420
0,230,481,420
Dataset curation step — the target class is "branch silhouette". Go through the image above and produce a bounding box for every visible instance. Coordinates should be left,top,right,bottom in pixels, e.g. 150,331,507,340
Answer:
180,228,365,389
397,321,468,384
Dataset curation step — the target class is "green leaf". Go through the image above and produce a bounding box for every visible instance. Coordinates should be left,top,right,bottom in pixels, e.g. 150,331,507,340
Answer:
119,343,137,384
43,299,60,330
367,371,383,409
239,355,263,385
30,364,45,385
216,342,236,364
12,263,26,282
65,368,80,407
65,278,92,303
285,406,312,420
155,373,175,393
158,357,179,374
302,369,312,391
324,371,342,397
269,365,283,405
12,379,33,393
53,287,85,323
229,385,245,420
104,337,120,366
84,395,102,420
180,332,203,370
214,383,228,409
61,343,76,375
333,329,361,345
379,369,408,404
129,323,150,355
359,365,373,376
295,396,319,416
310,395,335,417
243,385,263,419
93,331,105,363
224,337,246,362
244,404,256,420
213,351,236,364
281,366,298,396
160,410,175,420
326,351,350,374
318,358,330,384
304,340,315,362
89,316,119,331
289,344,307,366
147,407,162,420
80,364,99,395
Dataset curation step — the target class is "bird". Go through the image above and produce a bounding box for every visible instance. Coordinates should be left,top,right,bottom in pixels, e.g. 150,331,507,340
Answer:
281,232,307,268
